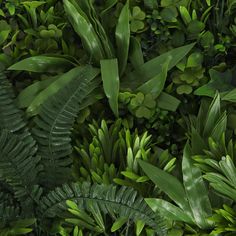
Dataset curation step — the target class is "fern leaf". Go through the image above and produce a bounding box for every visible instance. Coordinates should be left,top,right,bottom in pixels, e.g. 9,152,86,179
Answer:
0,72,36,156
32,66,100,187
0,129,41,207
39,182,167,234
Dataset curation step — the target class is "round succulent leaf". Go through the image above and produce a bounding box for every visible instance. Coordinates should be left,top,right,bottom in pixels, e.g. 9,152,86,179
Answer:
173,76,182,84
176,84,193,94
144,94,156,108
131,20,145,32
186,52,203,68
180,73,195,84
135,106,152,119
187,20,205,34
160,7,178,22
200,31,215,48
132,6,146,20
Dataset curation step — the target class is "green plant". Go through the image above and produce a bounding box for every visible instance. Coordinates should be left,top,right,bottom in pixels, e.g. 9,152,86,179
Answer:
138,143,213,231
0,70,167,235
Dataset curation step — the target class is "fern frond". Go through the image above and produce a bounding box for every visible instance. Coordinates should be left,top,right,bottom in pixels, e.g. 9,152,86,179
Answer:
32,66,100,187
0,72,36,156
39,182,167,234
0,129,41,207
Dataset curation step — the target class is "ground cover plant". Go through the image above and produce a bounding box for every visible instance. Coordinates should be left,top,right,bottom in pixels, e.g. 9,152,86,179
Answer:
0,0,236,235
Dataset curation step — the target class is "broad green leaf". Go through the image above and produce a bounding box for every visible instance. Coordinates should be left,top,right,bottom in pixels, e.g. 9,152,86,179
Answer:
100,59,119,117
123,43,195,89
138,160,191,213
204,173,236,201
8,56,74,73
0,20,11,45
27,66,100,116
78,0,114,59
190,126,207,155
210,112,227,142
219,156,236,187
203,92,221,138
137,59,169,97
146,198,194,224
186,52,203,68
156,92,180,111
194,69,233,97
179,6,191,25
12,219,36,227
160,7,178,22
187,20,205,34
63,0,105,63
222,88,236,102
129,37,144,69
17,76,58,108
115,0,130,75
135,220,145,236
101,0,118,15
111,217,127,232
182,143,212,229
11,228,33,234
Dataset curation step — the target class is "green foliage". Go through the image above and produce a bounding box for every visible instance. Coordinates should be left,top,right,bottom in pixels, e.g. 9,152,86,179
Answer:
139,143,213,230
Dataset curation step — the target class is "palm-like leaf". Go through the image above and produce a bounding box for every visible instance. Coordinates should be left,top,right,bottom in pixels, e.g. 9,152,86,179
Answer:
32,66,100,187
39,182,167,234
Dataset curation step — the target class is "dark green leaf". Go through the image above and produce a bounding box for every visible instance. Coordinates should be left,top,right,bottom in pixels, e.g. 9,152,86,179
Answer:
100,59,119,117
8,56,74,73
138,160,191,213
115,0,130,75
182,143,212,228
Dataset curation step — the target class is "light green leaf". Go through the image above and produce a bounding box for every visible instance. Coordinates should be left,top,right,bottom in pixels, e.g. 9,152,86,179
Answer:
63,0,105,63
123,43,195,89
0,20,11,45
179,6,191,25
182,143,212,229
136,220,145,236
17,76,58,108
138,160,191,213
146,198,194,224
157,92,180,111
203,92,221,138
137,59,170,97
111,217,127,232
222,88,236,102
129,37,144,69
8,56,74,73
115,0,130,75
100,59,119,117
26,66,100,116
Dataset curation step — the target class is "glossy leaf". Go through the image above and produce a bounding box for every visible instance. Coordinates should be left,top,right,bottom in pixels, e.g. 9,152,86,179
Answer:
137,59,169,97
17,76,58,108
63,0,105,63
8,56,74,73
27,66,100,116
138,159,191,214
146,198,194,224
111,217,127,232
182,143,212,228
123,43,195,89
156,92,180,111
129,37,144,69
115,0,130,75
100,59,119,117
203,92,221,138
